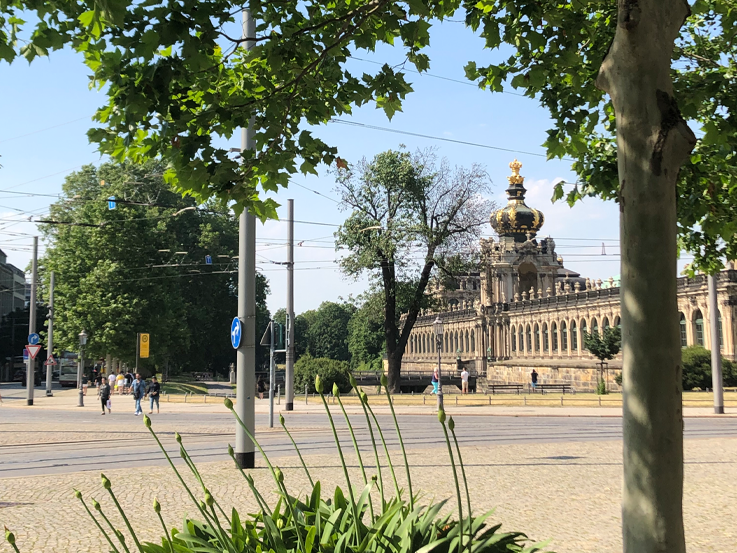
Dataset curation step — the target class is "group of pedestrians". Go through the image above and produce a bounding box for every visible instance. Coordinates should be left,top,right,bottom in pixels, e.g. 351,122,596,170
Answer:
97,373,161,416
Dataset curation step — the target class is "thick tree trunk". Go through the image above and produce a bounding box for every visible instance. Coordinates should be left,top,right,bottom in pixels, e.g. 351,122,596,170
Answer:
597,1,696,552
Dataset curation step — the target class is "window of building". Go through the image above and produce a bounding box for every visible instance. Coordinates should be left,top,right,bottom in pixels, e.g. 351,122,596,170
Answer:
444,333,448,352
571,321,578,351
591,318,598,335
694,310,704,346
431,334,435,353
465,331,470,353
552,323,558,351
511,326,516,351
614,316,621,328
471,330,475,352
679,313,687,347
519,327,524,352
526,325,532,352
534,324,541,352
561,322,568,351
543,323,549,352
603,317,610,330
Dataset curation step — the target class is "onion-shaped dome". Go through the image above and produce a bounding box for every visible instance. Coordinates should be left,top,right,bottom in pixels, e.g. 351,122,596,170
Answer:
490,159,544,241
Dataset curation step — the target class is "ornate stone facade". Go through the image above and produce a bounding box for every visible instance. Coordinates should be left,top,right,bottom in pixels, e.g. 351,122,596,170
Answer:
401,160,737,391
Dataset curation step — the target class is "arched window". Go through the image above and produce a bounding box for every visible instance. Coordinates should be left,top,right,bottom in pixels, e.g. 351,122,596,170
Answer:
614,316,621,328
470,330,475,352
519,327,525,352
534,323,541,352
543,323,549,352
580,319,587,342
465,331,470,353
526,325,532,352
431,333,435,353
679,313,687,347
571,321,578,351
603,317,610,330
591,318,598,335
511,326,516,351
694,310,704,346
552,323,558,352
444,333,448,352
455,331,459,352
561,322,568,352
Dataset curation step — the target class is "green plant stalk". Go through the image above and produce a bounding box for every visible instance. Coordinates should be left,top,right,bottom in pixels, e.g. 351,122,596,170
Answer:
318,390,363,544
280,418,315,487
364,398,401,500
449,419,473,553
6,541,20,553
355,390,385,509
208,503,234,553
95,502,131,553
105,486,144,553
75,495,122,553
383,385,415,510
336,393,375,521
439,419,464,553
144,423,217,529
227,405,305,551
155,511,174,553
227,447,273,516
179,444,231,524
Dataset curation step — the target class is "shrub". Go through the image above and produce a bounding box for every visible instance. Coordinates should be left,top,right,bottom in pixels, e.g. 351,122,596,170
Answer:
294,354,352,394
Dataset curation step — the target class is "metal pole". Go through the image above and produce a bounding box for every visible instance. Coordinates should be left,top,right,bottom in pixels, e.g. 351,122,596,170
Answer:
436,336,444,411
45,271,54,396
235,8,257,469
285,199,295,410
708,274,724,414
26,236,38,406
135,333,140,375
78,340,84,407
269,319,275,428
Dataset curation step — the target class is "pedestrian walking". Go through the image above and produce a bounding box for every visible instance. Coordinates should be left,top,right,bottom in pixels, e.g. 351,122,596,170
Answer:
115,372,125,394
125,371,133,393
147,376,160,414
531,369,538,391
99,379,111,415
131,373,145,416
431,368,439,395
108,371,116,390
257,376,266,400
461,367,469,394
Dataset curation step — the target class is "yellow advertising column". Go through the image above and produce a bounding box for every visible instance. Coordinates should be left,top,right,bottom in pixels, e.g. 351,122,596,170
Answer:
140,333,150,358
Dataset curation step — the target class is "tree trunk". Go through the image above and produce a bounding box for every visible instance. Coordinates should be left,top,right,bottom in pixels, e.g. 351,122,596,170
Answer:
597,1,696,552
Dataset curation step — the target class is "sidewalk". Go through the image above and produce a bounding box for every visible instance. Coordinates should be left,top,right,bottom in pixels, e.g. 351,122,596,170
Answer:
2,384,735,417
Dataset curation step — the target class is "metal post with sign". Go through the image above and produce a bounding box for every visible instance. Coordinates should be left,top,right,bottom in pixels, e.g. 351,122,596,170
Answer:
260,320,285,428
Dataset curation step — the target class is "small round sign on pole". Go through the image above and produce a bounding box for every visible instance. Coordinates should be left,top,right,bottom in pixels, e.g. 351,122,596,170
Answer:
28,333,40,345
231,317,242,349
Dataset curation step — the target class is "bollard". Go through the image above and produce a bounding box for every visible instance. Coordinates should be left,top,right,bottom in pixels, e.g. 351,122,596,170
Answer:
488,396,491,405
455,396,458,405
277,385,281,405
523,396,526,406
184,392,188,403
305,384,308,405
560,396,563,406
204,394,207,403
598,396,602,407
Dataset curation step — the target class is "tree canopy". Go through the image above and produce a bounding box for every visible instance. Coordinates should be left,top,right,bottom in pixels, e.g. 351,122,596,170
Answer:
583,326,622,363
39,161,270,374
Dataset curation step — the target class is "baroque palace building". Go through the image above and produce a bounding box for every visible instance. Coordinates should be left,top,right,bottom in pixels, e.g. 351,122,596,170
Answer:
401,160,737,391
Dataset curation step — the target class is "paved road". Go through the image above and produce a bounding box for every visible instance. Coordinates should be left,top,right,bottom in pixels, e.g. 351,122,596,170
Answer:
3,406,737,478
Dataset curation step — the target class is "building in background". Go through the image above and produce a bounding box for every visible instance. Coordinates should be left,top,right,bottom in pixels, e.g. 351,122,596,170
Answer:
0,247,26,320
402,160,737,391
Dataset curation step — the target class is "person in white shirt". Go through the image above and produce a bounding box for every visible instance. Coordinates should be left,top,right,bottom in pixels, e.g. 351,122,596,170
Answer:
108,372,116,389
461,368,469,394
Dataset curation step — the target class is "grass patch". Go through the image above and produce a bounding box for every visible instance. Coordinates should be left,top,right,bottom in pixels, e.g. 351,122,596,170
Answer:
160,381,208,395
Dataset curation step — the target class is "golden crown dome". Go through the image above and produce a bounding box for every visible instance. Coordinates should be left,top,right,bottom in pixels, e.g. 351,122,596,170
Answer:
490,159,544,241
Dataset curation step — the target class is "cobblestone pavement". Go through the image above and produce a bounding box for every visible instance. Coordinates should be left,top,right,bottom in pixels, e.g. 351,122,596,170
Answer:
1,435,735,553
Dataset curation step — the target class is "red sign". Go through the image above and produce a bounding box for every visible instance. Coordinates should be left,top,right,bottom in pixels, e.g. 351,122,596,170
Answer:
44,355,57,366
26,344,42,360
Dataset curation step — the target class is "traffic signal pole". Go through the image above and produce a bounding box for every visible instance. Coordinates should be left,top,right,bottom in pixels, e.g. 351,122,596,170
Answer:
45,271,54,396
235,7,257,470
269,320,275,428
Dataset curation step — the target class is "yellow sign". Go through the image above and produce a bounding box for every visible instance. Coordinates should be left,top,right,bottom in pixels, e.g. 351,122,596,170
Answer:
140,333,150,358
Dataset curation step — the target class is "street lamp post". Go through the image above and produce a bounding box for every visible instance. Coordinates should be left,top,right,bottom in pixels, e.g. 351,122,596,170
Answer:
433,316,444,411
78,330,87,408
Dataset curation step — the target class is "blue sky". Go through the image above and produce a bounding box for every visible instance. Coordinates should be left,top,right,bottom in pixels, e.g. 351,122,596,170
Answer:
0,19,662,314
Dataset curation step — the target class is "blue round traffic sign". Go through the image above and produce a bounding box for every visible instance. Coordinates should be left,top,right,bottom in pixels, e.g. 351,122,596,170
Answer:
28,333,40,345
231,317,242,349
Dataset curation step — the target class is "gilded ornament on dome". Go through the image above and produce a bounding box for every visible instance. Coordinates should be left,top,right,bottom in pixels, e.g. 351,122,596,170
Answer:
508,204,517,227
532,209,540,229
507,159,525,185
